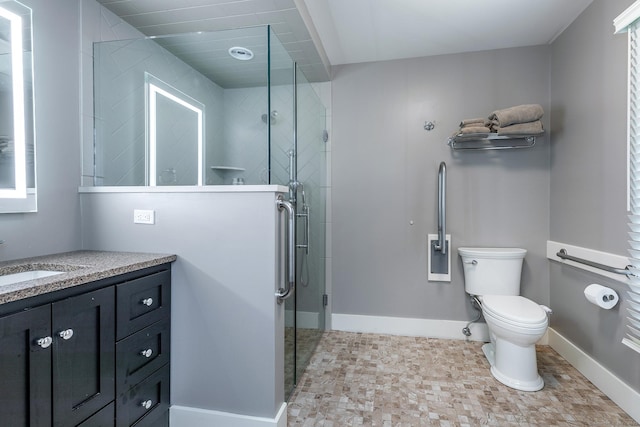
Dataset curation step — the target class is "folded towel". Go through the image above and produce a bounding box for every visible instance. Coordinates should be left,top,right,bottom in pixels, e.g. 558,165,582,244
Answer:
489,104,544,127
458,126,491,135
496,120,543,136
460,118,485,127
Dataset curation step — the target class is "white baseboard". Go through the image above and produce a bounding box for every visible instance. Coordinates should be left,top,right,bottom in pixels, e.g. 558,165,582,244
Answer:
548,328,640,424
170,403,287,427
285,309,320,329
331,313,490,342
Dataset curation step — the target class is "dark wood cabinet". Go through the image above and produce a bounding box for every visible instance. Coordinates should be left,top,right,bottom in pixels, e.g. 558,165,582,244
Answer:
52,287,115,426
115,269,171,426
0,304,52,427
0,263,171,427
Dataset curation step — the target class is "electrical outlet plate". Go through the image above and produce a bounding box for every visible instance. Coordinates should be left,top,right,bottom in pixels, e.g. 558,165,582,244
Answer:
133,209,155,224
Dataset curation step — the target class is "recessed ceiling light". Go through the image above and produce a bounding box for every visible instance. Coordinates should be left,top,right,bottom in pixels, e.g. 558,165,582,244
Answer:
228,47,254,60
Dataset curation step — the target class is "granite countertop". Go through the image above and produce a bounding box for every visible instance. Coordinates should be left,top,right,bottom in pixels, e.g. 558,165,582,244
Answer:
0,250,177,305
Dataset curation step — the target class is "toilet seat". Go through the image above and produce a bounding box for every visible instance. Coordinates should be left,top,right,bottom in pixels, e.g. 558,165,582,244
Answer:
482,295,547,328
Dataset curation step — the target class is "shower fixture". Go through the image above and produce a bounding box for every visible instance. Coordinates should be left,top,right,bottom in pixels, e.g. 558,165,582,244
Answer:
228,46,254,60
262,110,278,124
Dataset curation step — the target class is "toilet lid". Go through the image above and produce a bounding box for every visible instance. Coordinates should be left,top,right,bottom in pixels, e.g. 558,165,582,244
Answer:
482,295,547,326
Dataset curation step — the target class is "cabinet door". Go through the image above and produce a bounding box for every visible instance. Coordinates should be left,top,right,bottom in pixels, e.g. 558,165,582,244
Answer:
52,286,115,427
0,305,52,427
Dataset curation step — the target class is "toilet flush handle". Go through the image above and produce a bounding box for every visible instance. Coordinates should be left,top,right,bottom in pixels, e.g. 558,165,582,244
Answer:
463,260,478,265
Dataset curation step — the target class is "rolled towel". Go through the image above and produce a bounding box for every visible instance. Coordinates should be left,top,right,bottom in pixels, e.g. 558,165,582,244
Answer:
458,126,491,135
489,104,544,127
496,120,543,136
460,118,485,127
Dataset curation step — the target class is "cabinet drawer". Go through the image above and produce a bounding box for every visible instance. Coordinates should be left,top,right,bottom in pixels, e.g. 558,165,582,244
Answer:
116,366,169,427
116,320,170,396
76,401,114,427
117,270,170,340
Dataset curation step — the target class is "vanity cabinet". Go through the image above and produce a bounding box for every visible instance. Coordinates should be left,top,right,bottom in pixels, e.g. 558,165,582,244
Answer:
0,263,171,427
0,304,52,426
115,269,171,426
53,286,116,426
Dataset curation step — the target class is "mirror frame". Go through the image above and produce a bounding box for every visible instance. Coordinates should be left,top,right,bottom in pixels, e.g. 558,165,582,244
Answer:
0,0,35,213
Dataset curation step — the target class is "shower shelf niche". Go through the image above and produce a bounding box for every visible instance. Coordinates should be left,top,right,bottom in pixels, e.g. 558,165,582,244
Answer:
447,133,541,151
210,166,246,172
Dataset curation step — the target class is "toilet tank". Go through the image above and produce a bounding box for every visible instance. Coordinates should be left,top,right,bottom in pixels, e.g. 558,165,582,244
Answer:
458,247,527,296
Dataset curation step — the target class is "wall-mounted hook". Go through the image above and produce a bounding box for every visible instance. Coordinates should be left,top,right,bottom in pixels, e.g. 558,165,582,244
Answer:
424,121,435,131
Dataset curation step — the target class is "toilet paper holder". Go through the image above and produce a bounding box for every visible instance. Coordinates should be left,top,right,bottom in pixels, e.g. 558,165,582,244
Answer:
584,283,619,309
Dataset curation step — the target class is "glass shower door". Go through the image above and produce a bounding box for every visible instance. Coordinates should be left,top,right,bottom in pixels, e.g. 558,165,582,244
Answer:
294,68,326,384
269,27,327,398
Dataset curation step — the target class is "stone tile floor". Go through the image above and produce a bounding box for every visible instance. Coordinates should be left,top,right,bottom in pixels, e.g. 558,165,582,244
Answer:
287,331,638,426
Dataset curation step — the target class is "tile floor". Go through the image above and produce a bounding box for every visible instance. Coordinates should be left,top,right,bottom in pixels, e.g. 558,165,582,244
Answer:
287,331,638,426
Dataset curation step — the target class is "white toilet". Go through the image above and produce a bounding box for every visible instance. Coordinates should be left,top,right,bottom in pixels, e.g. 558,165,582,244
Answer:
458,247,550,392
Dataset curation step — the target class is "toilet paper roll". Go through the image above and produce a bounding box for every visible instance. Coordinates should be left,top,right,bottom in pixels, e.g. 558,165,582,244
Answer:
584,284,619,309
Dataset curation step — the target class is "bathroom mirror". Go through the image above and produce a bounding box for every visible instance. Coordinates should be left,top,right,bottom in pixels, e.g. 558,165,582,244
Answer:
0,0,35,213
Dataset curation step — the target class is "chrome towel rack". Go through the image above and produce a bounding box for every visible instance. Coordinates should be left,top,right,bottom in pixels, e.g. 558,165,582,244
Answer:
556,249,632,276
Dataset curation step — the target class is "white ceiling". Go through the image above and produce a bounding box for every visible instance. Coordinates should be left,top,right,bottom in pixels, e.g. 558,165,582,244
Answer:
303,0,595,65
97,0,595,82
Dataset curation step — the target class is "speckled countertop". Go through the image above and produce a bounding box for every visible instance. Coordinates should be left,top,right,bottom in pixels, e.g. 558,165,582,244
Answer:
0,250,177,305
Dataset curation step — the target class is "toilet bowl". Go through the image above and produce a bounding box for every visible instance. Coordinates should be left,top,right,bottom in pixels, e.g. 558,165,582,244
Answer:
458,247,549,392
481,294,548,391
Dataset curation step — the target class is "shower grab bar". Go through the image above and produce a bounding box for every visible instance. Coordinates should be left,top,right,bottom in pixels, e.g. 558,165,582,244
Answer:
556,249,632,276
434,161,447,255
276,195,296,303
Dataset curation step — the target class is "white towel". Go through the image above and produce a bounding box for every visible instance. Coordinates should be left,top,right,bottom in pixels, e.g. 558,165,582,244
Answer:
489,104,544,127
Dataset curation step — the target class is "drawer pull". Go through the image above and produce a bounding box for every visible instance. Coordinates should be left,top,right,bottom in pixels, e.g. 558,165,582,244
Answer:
36,336,52,349
58,329,74,340
141,298,154,307
141,399,153,410
140,348,153,358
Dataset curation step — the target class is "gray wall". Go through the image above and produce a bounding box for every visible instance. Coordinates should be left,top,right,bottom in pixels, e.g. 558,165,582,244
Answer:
550,0,640,391
331,46,551,321
0,0,82,260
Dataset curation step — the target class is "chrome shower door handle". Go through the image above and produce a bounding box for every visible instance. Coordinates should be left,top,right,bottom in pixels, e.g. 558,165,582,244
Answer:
276,195,296,304
296,205,309,254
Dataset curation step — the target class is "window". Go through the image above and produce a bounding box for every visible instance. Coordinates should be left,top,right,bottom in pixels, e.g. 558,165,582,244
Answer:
616,1,640,353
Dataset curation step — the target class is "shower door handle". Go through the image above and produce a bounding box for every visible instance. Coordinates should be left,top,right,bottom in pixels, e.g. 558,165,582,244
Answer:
296,206,309,254
276,195,296,304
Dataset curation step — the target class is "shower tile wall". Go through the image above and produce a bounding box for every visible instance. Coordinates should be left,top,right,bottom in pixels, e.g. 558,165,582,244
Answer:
94,37,224,186
220,84,293,186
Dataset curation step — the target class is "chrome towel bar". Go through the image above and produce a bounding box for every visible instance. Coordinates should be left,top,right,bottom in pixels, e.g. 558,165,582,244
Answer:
556,249,632,276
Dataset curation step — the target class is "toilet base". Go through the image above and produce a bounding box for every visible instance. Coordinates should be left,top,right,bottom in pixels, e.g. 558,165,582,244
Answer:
482,343,544,392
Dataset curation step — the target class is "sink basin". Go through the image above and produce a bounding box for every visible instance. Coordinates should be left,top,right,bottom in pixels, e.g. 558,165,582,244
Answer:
0,270,64,286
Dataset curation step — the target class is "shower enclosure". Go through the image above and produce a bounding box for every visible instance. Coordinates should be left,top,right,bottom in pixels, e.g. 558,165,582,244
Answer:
93,26,326,401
